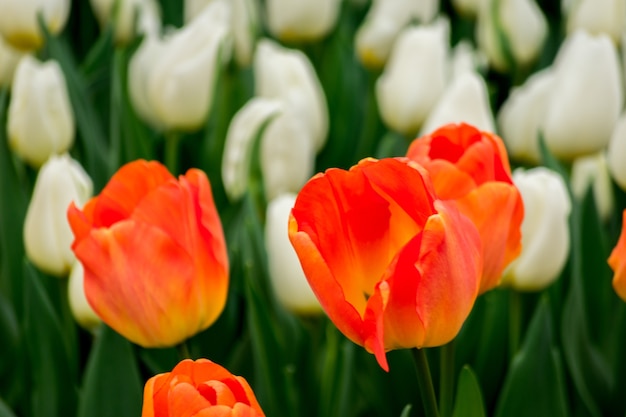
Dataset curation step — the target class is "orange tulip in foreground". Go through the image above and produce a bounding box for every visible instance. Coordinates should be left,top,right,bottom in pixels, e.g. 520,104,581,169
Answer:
142,358,265,417
67,160,229,347
608,210,626,301
289,158,482,371
406,123,524,293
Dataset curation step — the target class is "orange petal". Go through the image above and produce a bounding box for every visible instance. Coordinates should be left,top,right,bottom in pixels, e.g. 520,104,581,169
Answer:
609,210,626,301
168,382,213,417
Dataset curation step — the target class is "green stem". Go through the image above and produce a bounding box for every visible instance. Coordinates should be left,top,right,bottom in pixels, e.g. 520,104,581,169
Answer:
439,341,456,417
177,341,192,360
164,131,181,174
411,348,440,417
509,289,522,361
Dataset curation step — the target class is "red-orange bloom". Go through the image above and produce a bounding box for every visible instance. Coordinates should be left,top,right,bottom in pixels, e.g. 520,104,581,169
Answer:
608,210,626,302
142,358,265,417
406,123,524,293
67,160,229,347
289,158,482,371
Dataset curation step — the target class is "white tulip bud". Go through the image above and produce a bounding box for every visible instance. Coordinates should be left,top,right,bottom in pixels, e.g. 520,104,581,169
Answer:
0,0,70,51
266,194,322,314
607,112,626,191
24,154,93,277
8,55,74,167
541,30,623,159
375,21,449,136
502,167,572,291
355,0,440,68
566,0,626,44
0,35,24,87
68,261,101,331
419,71,495,136
571,152,614,221
266,0,342,42
90,0,161,45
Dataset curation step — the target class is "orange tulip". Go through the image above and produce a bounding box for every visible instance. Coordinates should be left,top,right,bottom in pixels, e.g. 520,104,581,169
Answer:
289,158,482,371
406,123,524,293
67,160,229,347
608,210,626,301
142,358,265,417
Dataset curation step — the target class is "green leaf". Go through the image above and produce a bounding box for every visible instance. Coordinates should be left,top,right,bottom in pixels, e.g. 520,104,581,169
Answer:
0,398,17,417
494,297,569,417
451,366,486,417
77,325,143,417
0,293,20,406
399,404,412,417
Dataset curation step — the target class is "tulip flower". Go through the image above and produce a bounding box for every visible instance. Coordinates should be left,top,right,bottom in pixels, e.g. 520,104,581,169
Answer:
607,113,626,191
90,0,161,45
501,167,572,291
142,358,265,417
355,0,440,68
0,0,70,50
289,158,482,371
67,160,229,348
128,0,231,131
375,21,449,136
68,261,101,331
266,194,322,314
0,35,23,87
406,123,523,293
609,210,626,301
570,152,614,222
8,55,74,167
265,0,342,43
24,154,93,277
565,0,625,44
475,0,547,72
541,30,623,160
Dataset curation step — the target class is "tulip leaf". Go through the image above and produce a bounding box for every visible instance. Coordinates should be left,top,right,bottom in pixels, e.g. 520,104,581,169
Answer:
451,366,486,417
23,262,77,417
77,325,142,417
494,296,569,417
0,398,17,417
375,131,409,159
0,294,21,408
399,404,412,417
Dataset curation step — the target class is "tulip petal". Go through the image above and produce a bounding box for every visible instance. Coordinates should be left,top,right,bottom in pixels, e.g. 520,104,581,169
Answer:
609,211,626,301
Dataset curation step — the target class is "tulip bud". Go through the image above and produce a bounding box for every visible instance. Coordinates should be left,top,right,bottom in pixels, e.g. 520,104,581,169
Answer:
355,0,440,68
68,261,101,331
266,194,322,314
24,154,93,277
570,152,614,222
0,35,23,87
608,113,626,191
502,167,572,291
375,21,448,136
8,55,74,168
265,0,342,43
541,30,623,160
90,0,161,45
128,0,232,131
419,71,495,136
609,210,626,302
0,0,70,50
476,0,547,72
565,0,626,44
254,39,328,152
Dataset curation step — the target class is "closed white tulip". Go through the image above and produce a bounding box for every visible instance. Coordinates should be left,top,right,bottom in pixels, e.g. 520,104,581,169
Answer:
68,261,101,331
128,0,231,131
0,0,70,50
266,0,342,42
476,0,548,72
90,0,161,45
375,21,449,136
355,0,440,68
266,194,322,314
607,112,626,191
541,30,623,159
565,0,626,44
419,71,495,135
24,154,93,277
254,39,328,152
0,35,24,87
502,167,572,291
570,152,614,221
8,55,74,167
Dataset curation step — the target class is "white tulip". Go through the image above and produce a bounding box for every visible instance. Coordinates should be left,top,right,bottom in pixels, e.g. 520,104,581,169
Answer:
497,68,555,164
375,21,449,136
476,0,548,72
565,0,626,44
8,55,74,167
266,194,322,314
355,0,440,68
607,112,626,191
570,153,614,221
502,167,572,291
0,0,70,50
266,0,342,42
90,0,161,44
0,35,24,87
541,30,623,159
24,154,93,277
419,71,495,135
254,39,328,152
68,261,101,331
128,0,232,131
